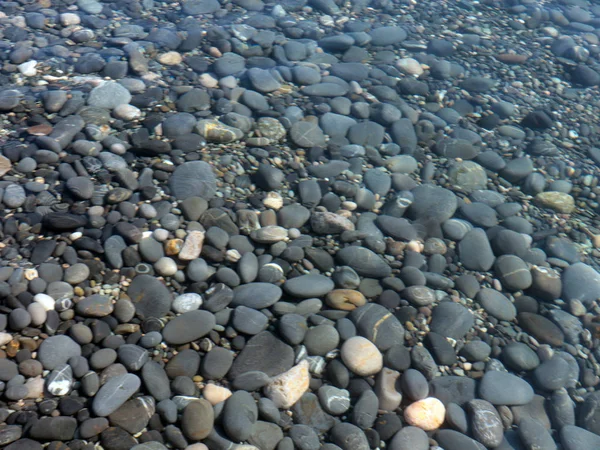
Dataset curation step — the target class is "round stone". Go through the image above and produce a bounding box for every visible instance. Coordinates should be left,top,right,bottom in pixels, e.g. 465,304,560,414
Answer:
340,336,382,376
169,161,217,200
404,397,445,431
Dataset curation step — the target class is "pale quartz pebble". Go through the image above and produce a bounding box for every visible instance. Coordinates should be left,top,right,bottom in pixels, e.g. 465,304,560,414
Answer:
18,61,37,77
113,104,142,121
264,360,310,409
375,368,402,411
157,51,182,65
34,293,55,311
263,192,284,210
340,336,382,376
199,73,218,88
404,397,446,431
0,332,13,346
203,384,232,405
178,231,205,261
60,13,80,26
396,58,424,76
25,376,45,398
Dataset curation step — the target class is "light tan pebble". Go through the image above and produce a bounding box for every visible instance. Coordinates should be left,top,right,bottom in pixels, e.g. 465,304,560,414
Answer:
326,290,366,311
209,47,222,57
341,201,357,211
199,73,219,88
396,58,424,76
534,191,575,214
113,104,142,120
0,155,12,178
178,230,205,261
185,444,209,450
60,13,80,26
154,257,178,277
264,360,310,409
157,51,182,65
404,397,446,431
375,368,402,411
25,376,45,398
203,384,232,405
263,192,284,210
0,332,13,346
340,336,382,376
407,240,424,253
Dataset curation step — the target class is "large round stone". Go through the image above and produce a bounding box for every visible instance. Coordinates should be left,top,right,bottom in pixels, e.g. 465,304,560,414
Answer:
127,275,172,319
169,161,217,200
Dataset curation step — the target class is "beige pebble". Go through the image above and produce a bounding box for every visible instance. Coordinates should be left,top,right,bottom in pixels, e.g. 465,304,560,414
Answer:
404,397,446,431
396,58,424,76
375,368,402,411
264,360,310,409
25,376,45,398
157,51,183,65
0,332,13,346
534,191,575,214
60,13,80,26
199,73,219,88
178,230,205,261
113,104,142,121
340,336,382,376
0,155,12,178
203,384,232,405
185,444,209,450
263,192,284,210
325,290,367,311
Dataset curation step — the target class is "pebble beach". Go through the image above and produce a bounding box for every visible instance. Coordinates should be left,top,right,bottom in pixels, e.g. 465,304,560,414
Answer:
1,0,600,449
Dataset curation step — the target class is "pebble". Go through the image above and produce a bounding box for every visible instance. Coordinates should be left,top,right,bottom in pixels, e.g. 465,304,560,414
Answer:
92,374,141,417
479,371,534,405
340,336,382,376
403,397,446,431
264,360,310,408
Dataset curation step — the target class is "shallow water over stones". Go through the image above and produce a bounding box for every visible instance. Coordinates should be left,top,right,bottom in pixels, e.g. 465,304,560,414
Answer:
1,0,600,449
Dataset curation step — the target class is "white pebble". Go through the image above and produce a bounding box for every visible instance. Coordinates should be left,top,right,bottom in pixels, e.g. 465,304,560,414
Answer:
34,293,55,311
60,13,81,26
113,104,142,121
18,61,37,77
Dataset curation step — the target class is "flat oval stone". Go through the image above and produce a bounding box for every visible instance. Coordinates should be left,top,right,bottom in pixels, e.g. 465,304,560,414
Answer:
479,371,534,406
468,399,503,447
336,246,392,278
162,310,216,345
229,331,294,379
430,302,474,340
476,289,516,321
284,274,334,299
341,336,382,376
232,283,282,309
349,303,405,351
517,312,564,346
92,374,141,417
181,399,214,440
75,294,113,317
